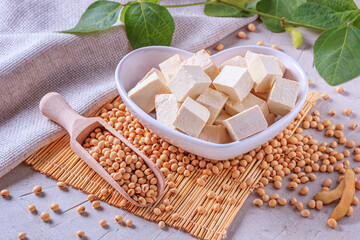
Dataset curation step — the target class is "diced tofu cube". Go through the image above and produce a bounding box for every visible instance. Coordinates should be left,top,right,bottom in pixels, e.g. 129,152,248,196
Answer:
248,55,283,93
173,97,210,137
213,66,253,102
182,49,219,80
224,99,246,116
198,125,232,144
277,58,286,74
168,65,212,102
224,105,268,141
259,104,274,125
137,68,163,84
196,88,229,124
267,113,275,125
245,50,286,74
245,50,258,65
159,54,183,83
214,110,231,126
251,89,269,101
225,93,273,125
128,68,170,113
267,77,300,116
155,94,181,129
219,56,247,71
260,107,274,126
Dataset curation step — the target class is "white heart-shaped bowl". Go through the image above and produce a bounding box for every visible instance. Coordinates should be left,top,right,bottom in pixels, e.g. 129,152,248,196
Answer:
115,46,308,160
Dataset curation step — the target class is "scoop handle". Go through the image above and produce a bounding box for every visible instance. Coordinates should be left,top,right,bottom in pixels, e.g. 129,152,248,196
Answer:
40,92,83,135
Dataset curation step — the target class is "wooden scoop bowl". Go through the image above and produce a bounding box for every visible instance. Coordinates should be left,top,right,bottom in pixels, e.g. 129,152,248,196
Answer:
40,92,165,207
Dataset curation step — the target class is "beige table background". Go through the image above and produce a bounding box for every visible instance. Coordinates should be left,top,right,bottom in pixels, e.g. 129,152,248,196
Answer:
1,8,360,240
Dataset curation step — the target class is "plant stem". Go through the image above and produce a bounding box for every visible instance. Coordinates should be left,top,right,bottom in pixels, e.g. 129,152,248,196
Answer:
219,0,327,31
161,1,213,8
120,2,133,7
159,0,327,31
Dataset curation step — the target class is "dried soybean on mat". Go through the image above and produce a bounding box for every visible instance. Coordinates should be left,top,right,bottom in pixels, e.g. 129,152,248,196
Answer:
25,92,319,240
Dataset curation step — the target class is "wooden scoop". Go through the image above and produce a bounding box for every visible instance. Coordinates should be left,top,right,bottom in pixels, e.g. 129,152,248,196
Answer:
40,92,165,207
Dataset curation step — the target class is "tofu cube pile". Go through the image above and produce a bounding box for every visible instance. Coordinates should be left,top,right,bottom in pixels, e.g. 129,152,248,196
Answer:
128,49,300,144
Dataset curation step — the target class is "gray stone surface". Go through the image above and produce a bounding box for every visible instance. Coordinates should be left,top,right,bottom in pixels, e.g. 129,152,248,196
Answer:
1,12,360,240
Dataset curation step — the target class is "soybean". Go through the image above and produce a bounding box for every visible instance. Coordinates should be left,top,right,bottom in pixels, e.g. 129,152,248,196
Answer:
115,215,123,223
99,219,107,227
344,108,352,116
328,218,337,229
87,194,96,202
41,212,50,222
213,203,221,212
290,197,297,205
77,205,86,214
295,201,303,211
248,23,256,32
308,200,315,209
301,209,310,218
336,86,343,93
269,199,277,207
28,204,36,212
299,186,309,195
17,233,26,240
271,44,280,50
76,230,85,238
57,182,66,189
229,196,237,205
51,203,59,212
237,31,246,39
278,198,287,206
33,185,42,194
316,200,323,210
196,206,205,214
158,221,165,229
253,198,263,207
346,206,353,216
322,179,332,188
92,200,101,208
216,43,224,51
1,189,10,197
171,213,180,221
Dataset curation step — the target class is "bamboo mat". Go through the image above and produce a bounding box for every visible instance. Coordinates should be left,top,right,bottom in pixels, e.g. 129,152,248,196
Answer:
25,92,319,240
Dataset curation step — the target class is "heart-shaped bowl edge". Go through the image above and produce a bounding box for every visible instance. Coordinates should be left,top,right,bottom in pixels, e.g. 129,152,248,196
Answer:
115,46,308,160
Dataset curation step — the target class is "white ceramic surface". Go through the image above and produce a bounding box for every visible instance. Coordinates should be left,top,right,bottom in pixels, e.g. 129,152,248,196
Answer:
115,46,308,160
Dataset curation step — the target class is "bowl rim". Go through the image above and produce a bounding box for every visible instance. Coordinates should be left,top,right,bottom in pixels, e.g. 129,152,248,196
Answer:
115,45,308,150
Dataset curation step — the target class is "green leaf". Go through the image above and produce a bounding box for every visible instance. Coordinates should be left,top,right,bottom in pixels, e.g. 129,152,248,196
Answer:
204,3,252,17
61,1,121,33
120,0,160,23
204,0,260,18
293,2,359,29
245,0,260,10
120,1,136,23
256,0,306,32
353,15,360,29
314,25,360,85
309,0,358,12
124,2,174,49
144,0,161,3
